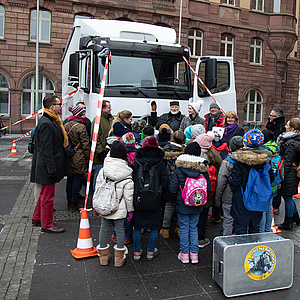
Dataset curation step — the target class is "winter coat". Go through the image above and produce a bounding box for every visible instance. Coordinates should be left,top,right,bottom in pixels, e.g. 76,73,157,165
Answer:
156,111,185,132
96,156,134,220
163,141,185,179
125,146,136,164
91,112,113,165
204,164,217,208
204,111,224,132
179,115,206,132
64,119,90,174
277,132,300,196
215,152,237,207
169,154,211,215
212,139,228,160
31,112,70,185
132,147,169,229
266,115,286,139
223,125,244,144
229,148,274,227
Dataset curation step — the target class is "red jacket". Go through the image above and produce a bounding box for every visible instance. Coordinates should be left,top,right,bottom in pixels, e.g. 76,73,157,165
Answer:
204,112,224,132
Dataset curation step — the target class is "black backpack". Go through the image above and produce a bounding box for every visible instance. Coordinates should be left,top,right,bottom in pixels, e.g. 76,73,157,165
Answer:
134,161,162,211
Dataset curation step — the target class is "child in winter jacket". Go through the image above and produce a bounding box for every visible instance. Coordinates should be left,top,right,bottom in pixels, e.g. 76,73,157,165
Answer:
160,130,186,239
212,126,228,160
120,132,136,164
95,141,134,267
229,129,274,234
169,142,211,263
132,136,169,261
215,136,243,235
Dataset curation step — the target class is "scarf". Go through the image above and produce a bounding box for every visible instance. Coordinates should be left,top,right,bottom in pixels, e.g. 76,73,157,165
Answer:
207,110,222,131
277,130,300,148
68,115,85,124
224,122,238,136
44,108,69,147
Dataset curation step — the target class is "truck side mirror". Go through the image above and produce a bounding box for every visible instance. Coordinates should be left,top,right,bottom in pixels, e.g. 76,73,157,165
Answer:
205,58,217,90
68,53,79,88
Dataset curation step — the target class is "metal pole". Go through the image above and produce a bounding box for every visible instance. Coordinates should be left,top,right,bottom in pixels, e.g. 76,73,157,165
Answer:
177,0,183,78
35,0,39,126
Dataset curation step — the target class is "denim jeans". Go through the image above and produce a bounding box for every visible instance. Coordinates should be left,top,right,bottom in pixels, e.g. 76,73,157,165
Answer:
99,218,125,249
272,194,281,209
178,213,200,254
66,173,84,204
258,202,272,233
283,195,298,217
133,228,157,252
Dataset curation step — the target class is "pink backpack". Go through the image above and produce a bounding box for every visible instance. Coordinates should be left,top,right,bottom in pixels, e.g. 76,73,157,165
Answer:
180,174,207,207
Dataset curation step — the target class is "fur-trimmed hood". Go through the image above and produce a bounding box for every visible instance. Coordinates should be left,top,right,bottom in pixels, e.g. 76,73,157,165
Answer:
176,154,209,172
236,148,272,166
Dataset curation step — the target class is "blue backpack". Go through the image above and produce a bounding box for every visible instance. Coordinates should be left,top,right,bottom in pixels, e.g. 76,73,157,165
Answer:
270,154,284,197
241,163,272,212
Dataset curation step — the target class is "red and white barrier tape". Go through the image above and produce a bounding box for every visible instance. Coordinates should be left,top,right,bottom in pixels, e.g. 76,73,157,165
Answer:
183,56,226,116
13,130,32,143
83,53,110,210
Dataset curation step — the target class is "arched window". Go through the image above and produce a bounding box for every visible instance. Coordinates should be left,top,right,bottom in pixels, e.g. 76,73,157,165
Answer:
22,75,54,115
188,29,203,58
220,33,234,57
0,74,9,115
244,90,263,122
0,5,4,39
250,38,263,64
30,9,51,42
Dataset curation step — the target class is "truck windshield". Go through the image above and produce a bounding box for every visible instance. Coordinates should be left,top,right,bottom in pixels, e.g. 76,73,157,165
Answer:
96,54,190,92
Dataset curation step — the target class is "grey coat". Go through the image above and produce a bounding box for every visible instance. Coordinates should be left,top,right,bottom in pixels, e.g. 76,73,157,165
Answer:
179,115,206,132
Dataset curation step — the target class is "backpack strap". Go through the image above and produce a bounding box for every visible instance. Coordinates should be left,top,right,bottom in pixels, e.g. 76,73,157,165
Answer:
66,122,80,149
225,157,236,164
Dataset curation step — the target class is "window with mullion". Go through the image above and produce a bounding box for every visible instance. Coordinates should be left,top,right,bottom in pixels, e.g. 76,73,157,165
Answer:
0,5,4,39
220,34,234,57
244,90,263,122
188,29,203,58
250,38,262,65
30,9,51,43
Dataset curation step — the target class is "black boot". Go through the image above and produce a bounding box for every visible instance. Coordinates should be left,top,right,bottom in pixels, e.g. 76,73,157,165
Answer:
293,212,300,225
278,216,293,230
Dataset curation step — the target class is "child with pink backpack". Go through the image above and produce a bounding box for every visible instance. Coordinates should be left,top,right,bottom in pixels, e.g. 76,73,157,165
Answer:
168,142,211,263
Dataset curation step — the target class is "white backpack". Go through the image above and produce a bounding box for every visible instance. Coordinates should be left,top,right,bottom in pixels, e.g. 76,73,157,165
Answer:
93,174,125,216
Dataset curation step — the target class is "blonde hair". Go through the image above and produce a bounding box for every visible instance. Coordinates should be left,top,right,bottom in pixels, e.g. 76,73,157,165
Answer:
224,111,239,126
109,110,132,134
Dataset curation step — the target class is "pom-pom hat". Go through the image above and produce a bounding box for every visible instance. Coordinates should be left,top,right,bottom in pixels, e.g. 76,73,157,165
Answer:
243,129,264,148
189,100,203,114
142,136,159,148
195,132,214,152
68,105,86,117
121,132,136,147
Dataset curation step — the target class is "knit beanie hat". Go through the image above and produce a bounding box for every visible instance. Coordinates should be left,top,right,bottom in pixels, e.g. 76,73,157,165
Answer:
132,119,146,133
159,123,173,134
191,124,206,138
196,131,214,152
158,128,171,147
121,132,136,147
262,130,275,144
189,100,203,114
112,122,127,137
184,141,202,156
110,141,127,160
142,136,159,148
229,136,244,152
243,129,264,148
68,105,86,117
141,125,154,140
170,101,179,106
184,125,193,141
209,102,220,110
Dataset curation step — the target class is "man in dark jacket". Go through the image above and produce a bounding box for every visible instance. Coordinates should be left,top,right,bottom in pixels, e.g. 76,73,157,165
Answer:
266,107,285,139
155,101,185,132
31,95,70,233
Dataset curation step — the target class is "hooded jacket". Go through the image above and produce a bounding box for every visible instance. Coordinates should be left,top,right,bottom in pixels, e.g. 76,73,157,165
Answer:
96,156,134,220
169,154,211,215
229,148,274,226
163,141,185,178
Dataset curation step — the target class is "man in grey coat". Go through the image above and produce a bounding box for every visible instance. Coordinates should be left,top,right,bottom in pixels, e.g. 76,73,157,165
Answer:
31,95,70,233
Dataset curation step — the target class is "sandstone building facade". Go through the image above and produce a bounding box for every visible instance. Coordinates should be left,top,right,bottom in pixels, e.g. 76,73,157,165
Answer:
0,0,299,132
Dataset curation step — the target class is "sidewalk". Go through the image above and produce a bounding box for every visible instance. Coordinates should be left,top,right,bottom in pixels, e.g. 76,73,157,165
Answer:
0,135,299,299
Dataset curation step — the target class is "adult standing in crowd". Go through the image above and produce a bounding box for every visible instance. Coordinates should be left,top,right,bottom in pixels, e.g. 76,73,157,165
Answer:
31,95,70,233
155,101,185,132
204,102,224,132
266,107,286,139
91,100,113,190
111,110,133,133
222,111,244,144
179,100,205,131
277,118,300,230
64,105,90,211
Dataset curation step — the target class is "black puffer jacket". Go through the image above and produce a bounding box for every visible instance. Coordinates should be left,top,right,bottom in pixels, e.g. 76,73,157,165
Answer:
278,132,300,196
266,115,286,139
156,111,185,132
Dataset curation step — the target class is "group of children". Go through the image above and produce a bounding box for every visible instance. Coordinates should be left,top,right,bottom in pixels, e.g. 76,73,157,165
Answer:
94,117,280,268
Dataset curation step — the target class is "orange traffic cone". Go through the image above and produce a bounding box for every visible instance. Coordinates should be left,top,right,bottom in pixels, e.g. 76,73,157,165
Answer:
71,209,98,259
9,142,18,155
271,209,281,233
293,183,300,199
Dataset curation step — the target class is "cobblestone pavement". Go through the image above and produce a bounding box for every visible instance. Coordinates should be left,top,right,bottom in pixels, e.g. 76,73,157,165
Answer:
0,135,299,299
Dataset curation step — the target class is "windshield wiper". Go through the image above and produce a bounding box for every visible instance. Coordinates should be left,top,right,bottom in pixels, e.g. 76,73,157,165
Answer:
107,85,150,98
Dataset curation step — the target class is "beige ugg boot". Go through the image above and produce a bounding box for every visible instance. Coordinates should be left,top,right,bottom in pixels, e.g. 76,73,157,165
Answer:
159,228,170,239
96,244,111,266
114,245,128,267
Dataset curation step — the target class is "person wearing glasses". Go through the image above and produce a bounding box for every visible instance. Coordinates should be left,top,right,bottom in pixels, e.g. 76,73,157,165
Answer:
31,95,70,233
266,107,286,139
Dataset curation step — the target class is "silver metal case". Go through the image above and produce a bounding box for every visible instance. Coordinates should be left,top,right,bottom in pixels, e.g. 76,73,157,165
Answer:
212,233,294,297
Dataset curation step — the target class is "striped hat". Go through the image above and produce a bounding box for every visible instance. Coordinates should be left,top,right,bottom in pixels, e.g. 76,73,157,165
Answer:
243,129,264,148
68,105,85,117
121,132,136,147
